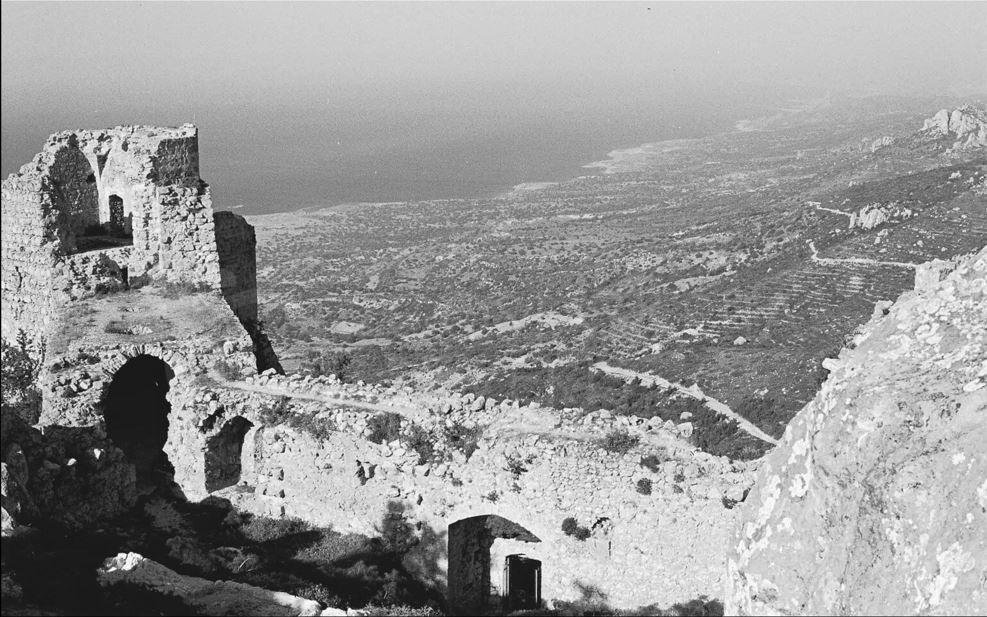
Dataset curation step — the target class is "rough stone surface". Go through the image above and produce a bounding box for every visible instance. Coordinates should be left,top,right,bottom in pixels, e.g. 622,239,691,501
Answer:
921,105,987,152
727,248,987,615
98,552,324,616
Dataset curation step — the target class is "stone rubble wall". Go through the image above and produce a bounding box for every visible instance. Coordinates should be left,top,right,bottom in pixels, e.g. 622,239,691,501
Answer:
149,368,757,609
1,406,136,533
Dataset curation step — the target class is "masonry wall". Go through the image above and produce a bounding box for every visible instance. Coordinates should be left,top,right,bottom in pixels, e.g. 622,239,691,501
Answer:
1,125,231,352
0,172,59,345
150,372,756,610
214,210,259,324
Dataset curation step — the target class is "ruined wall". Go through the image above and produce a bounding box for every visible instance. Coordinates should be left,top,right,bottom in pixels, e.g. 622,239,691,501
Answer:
214,211,259,325
132,367,757,610
1,125,226,352
0,171,58,345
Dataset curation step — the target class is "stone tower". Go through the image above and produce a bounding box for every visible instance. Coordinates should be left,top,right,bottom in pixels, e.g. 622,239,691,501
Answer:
0,124,258,354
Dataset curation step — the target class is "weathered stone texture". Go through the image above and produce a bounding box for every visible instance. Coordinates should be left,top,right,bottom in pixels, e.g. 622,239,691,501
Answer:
1,125,225,348
214,210,259,324
727,248,987,615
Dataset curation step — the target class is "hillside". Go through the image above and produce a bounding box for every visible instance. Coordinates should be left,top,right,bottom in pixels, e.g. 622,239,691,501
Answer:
250,96,986,448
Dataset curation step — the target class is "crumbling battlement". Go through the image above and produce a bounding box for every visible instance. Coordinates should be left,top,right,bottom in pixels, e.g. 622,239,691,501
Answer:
0,125,250,349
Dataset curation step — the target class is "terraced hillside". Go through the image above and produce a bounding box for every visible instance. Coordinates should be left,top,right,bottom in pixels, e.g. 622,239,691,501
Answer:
250,96,986,454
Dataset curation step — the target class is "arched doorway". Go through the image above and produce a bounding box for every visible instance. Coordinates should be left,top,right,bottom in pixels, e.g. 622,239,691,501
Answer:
204,416,255,492
102,355,174,481
447,515,541,614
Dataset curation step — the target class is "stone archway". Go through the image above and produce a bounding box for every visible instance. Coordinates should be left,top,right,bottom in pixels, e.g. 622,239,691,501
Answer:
102,354,174,480
447,514,541,615
204,416,255,493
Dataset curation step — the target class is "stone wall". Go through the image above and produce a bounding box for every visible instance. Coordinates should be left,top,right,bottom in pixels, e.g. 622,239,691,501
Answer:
111,366,754,610
1,125,230,353
214,211,259,325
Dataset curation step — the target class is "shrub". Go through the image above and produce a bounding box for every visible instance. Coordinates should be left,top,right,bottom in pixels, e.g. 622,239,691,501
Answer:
483,491,499,503
404,423,434,464
599,429,640,454
561,517,579,535
1,333,42,423
305,350,352,381
212,358,240,381
636,478,653,495
159,279,213,298
103,320,131,335
640,451,669,472
239,515,311,543
504,453,533,478
443,422,482,460
367,412,403,445
259,396,292,425
561,517,591,541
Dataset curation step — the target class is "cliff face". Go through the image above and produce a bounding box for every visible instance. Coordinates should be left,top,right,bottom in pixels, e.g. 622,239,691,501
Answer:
727,248,987,615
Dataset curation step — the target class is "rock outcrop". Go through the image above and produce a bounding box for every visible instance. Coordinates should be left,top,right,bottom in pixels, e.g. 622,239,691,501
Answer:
727,248,987,614
921,105,987,151
98,552,326,616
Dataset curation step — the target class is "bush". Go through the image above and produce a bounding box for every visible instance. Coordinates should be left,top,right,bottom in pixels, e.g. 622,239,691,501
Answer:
504,453,533,478
443,422,482,460
367,412,403,445
103,320,131,334
636,478,653,495
561,516,591,541
212,358,240,380
259,396,292,425
239,515,311,543
561,517,579,535
404,423,434,464
599,429,640,454
1,333,42,422
640,451,669,472
305,350,352,381
159,279,213,298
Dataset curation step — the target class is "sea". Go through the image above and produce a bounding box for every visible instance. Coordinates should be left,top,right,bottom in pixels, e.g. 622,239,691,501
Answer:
1,100,770,215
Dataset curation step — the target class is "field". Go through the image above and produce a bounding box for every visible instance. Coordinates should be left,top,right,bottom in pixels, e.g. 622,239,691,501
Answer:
249,96,986,445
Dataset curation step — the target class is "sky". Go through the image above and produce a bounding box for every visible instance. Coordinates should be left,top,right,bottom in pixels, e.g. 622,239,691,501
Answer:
3,1,986,210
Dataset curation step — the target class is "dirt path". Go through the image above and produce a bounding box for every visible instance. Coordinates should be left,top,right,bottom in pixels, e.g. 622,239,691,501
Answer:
591,361,780,446
808,240,916,269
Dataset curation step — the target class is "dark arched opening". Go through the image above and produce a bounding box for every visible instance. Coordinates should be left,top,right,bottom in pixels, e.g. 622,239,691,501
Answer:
447,515,541,615
204,416,255,493
103,355,174,481
108,194,126,231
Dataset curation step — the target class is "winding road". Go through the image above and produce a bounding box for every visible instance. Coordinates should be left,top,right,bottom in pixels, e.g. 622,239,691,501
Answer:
591,361,780,446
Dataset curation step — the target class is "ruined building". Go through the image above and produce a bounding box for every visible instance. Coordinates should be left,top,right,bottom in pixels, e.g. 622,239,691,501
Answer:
2,125,755,613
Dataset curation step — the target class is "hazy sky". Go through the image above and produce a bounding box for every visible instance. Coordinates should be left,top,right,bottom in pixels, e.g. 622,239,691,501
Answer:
3,2,986,210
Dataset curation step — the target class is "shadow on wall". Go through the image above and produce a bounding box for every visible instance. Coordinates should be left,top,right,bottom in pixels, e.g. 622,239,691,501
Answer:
447,514,541,615
101,354,176,487
213,211,284,374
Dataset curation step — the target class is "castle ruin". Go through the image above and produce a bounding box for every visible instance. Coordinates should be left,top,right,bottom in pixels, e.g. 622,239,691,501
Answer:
1,126,756,613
